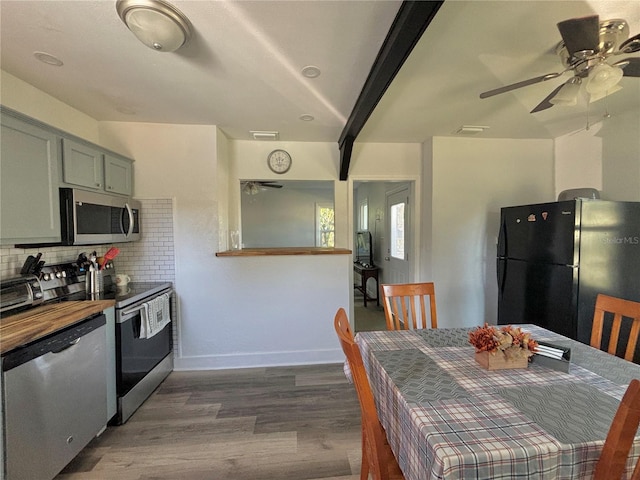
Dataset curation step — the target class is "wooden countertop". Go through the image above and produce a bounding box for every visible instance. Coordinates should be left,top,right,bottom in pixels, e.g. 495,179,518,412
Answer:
0,300,115,355
216,247,352,257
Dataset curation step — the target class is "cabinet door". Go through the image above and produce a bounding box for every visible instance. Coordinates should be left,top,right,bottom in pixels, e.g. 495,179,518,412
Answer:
1,114,61,244
104,154,132,196
61,138,104,190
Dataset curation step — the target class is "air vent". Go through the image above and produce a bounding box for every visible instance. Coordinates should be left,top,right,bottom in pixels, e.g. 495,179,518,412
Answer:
454,125,490,135
250,131,279,140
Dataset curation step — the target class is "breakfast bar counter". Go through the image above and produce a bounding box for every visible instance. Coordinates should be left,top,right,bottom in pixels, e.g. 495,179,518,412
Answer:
216,247,352,256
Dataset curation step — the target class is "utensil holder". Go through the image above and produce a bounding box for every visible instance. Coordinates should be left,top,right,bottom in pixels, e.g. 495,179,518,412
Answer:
85,270,104,294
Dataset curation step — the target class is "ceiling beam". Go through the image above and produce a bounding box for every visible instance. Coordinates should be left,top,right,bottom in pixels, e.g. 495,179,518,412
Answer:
337,0,444,181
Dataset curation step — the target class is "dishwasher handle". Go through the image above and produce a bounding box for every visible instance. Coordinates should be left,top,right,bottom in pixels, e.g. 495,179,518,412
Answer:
51,338,81,354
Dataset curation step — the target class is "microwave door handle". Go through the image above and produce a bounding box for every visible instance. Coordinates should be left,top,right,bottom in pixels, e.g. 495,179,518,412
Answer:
124,203,134,238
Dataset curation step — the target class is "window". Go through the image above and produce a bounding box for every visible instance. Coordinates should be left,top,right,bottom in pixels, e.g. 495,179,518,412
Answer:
316,203,335,247
359,198,368,231
390,201,405,259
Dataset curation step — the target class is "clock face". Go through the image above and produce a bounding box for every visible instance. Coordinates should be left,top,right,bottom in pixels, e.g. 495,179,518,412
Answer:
267,149,292,174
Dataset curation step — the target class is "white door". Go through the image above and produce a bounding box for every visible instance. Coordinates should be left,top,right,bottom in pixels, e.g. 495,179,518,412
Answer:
384,186,411,284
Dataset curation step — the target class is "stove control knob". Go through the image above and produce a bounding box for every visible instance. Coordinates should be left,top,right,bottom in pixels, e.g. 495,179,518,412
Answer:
55,272,62,279
43,273,50,281
61,271,67,278
34,292,43,299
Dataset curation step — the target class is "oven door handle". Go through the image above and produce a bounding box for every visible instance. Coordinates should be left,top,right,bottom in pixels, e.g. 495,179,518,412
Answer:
121,304,145,317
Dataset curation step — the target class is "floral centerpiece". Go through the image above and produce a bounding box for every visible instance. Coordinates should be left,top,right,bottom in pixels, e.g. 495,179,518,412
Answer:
469,324,538,370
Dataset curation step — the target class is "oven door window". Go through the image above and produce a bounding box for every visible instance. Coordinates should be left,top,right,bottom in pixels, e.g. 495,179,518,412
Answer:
116,311,172,396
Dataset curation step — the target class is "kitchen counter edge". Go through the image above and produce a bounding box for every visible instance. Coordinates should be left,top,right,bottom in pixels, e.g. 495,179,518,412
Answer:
0,300,115,355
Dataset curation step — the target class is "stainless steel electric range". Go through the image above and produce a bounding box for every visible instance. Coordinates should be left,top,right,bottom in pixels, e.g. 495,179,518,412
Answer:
1,259,174,425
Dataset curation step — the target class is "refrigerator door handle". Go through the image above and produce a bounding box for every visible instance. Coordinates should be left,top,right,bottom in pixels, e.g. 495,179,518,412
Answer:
497,219,507,258
497,259,506,295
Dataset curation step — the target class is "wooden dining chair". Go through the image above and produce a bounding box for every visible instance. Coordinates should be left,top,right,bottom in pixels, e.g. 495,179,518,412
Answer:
381,282,437,331
590,294,640,361
334,308,405,480
593,379,640,479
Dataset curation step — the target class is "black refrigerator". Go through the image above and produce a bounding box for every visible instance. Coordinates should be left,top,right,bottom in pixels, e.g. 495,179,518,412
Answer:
497,199,640,347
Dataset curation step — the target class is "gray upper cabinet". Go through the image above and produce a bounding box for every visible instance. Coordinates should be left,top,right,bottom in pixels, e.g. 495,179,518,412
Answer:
1,113,61,245
61,138,105,191
61,138,133,196
104,154,132,196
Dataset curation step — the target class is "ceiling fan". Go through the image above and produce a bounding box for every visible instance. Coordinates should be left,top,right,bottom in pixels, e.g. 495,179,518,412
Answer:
241,181,283,195
480,15,640,113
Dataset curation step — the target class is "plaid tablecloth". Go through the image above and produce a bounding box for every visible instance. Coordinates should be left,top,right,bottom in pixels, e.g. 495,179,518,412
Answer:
352,325,640,480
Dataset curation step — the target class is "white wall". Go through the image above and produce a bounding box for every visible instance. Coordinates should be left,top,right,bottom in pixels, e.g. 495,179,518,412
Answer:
428,137,555,328
555,129,603,197
600,109,640,201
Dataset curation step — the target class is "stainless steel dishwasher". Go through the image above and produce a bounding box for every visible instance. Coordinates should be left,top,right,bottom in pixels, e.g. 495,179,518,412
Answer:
2,313,107,480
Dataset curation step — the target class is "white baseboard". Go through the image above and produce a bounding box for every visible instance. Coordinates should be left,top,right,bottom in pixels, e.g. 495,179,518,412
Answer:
173,348,345,370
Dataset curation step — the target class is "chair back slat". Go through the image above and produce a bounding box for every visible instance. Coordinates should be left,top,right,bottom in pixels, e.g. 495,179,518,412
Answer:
381,282,437,330
594,379,640,479
591,294,640,361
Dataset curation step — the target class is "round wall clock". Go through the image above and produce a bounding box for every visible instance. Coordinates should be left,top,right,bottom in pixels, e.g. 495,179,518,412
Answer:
267,149,292,174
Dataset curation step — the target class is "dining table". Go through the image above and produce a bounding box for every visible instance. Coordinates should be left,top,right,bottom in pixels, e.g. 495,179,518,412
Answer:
352,324,640,480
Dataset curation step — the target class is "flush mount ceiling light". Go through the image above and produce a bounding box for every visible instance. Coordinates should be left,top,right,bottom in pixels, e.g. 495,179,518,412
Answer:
299,114,314,122
116,0,193,52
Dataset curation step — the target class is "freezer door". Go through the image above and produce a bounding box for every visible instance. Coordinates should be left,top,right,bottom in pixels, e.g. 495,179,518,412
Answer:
498,201,577,265
498,258,577,339
576,200,640,346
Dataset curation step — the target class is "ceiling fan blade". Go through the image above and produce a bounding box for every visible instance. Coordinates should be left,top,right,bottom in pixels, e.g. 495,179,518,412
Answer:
259,182,283,188
530,84,565,113
616,57,640,77
479,73,562,99
557,15,599,56
619,33,640,54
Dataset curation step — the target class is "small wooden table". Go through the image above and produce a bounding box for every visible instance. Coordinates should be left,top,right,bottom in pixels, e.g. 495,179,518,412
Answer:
353,263,379,307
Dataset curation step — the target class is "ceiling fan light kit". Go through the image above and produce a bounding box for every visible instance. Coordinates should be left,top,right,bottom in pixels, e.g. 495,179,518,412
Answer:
116,0,193,52
586,63,624,94
480,15,639,113
549,76,582,106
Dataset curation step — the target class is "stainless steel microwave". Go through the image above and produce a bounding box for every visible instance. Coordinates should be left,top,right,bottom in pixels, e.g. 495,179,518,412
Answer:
60,188,140,245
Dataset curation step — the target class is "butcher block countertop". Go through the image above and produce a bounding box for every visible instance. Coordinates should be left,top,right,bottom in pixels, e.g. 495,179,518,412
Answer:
0,300,115,355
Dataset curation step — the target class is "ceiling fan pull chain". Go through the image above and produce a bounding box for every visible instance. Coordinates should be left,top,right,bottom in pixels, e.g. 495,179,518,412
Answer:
585,101,591,131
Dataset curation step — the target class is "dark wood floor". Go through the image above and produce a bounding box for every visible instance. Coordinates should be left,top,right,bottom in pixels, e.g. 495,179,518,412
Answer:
56,364,363,480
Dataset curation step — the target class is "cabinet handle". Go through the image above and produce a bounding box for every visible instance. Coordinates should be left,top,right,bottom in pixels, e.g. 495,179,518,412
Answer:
108,185,112,190
96,183,101,187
